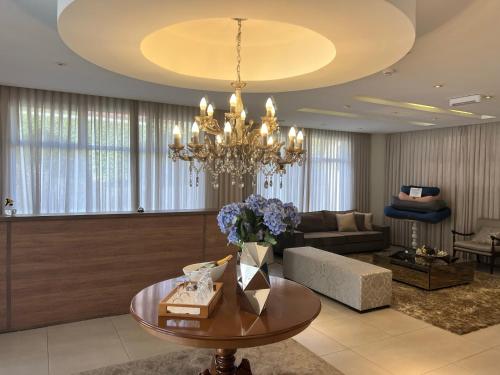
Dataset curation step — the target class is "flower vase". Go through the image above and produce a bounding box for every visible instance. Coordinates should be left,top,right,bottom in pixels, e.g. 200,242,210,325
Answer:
236,242,273,315
3,205,16,216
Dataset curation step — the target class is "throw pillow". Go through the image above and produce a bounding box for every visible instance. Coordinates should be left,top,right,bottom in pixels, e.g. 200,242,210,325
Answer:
472,226,500,244
296,211,326,233
336,212,359,232
355,212,374,231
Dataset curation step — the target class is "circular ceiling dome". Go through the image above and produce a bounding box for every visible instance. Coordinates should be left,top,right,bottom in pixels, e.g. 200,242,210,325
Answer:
140,18,336,82
57,0,416,93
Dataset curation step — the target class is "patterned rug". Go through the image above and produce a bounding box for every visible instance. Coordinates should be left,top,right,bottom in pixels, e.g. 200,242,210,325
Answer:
352,253,500,335
77,339,342,375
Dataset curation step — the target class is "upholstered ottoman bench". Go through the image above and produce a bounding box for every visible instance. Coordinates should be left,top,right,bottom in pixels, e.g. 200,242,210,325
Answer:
283,246,392,311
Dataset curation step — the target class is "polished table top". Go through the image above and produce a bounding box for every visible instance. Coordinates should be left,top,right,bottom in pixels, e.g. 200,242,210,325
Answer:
130,261,321,349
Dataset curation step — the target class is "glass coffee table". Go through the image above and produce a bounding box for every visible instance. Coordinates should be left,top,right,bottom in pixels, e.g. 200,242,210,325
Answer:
373,248,475,290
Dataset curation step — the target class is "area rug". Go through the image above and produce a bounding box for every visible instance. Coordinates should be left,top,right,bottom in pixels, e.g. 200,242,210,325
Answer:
77,339,343,375
351,253,500,335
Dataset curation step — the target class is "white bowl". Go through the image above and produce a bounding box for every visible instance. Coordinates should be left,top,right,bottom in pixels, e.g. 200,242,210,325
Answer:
182,261,228,282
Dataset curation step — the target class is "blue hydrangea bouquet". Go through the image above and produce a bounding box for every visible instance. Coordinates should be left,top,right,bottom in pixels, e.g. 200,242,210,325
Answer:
217,194,301,248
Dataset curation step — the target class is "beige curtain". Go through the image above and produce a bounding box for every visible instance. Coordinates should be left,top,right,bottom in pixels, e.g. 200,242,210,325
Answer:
385,122,500,250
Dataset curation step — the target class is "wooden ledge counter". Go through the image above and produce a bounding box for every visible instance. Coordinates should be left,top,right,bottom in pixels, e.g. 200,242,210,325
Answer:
0,210,236,332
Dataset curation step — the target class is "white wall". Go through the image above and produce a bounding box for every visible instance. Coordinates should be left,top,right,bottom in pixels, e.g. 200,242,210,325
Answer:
369,134,386,224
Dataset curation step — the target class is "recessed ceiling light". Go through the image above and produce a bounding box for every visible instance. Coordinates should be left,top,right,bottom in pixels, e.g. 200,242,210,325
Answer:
382,68,396,76
433,84,443,88
410,121,436,126
344,104,351,109
481,114,496,120
392,111,399,115
484,95,494,100
55,62,67,67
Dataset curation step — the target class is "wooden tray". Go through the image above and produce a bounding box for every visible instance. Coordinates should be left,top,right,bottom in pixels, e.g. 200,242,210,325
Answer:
158,282,223,319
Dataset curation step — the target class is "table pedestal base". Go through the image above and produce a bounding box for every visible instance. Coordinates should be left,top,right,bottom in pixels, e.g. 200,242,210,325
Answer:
200,349,252,375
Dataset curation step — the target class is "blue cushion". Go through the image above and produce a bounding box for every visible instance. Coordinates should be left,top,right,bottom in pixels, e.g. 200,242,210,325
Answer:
384,206,451,223
401,185,440,197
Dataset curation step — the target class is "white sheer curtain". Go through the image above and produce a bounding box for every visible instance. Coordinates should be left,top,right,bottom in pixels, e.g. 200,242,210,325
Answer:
1,87,133,214
257,128,369,212
138,102,205,210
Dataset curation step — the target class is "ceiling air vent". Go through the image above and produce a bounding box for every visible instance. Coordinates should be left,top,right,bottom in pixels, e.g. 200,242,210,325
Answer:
449,94,481,107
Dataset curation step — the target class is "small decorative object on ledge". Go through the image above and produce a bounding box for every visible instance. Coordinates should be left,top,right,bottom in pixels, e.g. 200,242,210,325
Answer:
217,194,300,314
3,197,16,216
137,206,145,213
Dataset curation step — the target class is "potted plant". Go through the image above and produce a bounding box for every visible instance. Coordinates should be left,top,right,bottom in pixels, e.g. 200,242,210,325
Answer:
3,198,16,216
217,195,300,314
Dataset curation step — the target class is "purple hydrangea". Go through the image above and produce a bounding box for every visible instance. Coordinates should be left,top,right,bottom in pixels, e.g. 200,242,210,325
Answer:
217,202,244,234
217,196,300,246
263,202,287,236
283,202,301,228
244,194,268,215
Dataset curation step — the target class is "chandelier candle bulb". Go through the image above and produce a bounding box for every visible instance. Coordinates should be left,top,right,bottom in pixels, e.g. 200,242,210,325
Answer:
200,97,207,116
191,121,200,144
230,93,237,113
207,104,214,118
173,124,182,147
241,109,246,122
260,123,269,146
288,126,296,149
215,134,223,145
224,122,232,145
296,130,304,150
265,98,274,117
268,135,274,146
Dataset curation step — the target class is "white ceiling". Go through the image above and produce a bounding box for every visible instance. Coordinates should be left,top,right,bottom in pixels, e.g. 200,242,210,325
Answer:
0,0,498,133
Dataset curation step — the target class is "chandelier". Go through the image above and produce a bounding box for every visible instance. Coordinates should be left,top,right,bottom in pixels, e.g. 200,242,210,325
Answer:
168,18,305,189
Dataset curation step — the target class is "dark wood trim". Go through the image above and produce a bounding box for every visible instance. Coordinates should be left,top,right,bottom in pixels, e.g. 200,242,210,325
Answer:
0,209,219,222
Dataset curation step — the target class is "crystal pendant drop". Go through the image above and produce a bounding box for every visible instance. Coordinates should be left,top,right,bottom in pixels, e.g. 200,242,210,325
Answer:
264,179,269,189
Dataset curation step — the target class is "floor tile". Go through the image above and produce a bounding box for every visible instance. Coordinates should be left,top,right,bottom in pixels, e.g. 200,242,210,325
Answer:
424,363,474,375
48,317,129,375
111,314,182,360
313,316,390,347
454,348,500,375
293,326,345,356
463,323,500,349
352,326,486,375
356,308,429,336
0,328,48,375
322,349,391,375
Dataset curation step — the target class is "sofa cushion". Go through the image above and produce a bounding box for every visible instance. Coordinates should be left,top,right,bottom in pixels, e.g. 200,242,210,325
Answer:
391,196,448,213
337,212,359,232
454,240,496,254
472,226,500,245
355,212,374,231
340,231,384,243
323,210,353,231
297,211,326,233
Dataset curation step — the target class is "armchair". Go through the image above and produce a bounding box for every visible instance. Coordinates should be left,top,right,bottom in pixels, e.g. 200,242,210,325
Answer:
452,219,500,274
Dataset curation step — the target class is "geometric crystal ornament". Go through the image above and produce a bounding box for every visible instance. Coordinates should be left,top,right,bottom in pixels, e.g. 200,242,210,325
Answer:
237,242,273,315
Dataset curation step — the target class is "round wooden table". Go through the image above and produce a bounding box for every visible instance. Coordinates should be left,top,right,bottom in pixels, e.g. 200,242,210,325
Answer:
130,261,321,375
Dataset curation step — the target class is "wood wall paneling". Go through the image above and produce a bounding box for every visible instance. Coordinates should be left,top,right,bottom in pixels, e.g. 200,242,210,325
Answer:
10,215,205,330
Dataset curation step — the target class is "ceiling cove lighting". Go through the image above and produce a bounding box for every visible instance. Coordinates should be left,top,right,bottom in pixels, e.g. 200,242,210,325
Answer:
168,19,305,190
354,96,496,120
410,121,436,126
297,108,360,118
